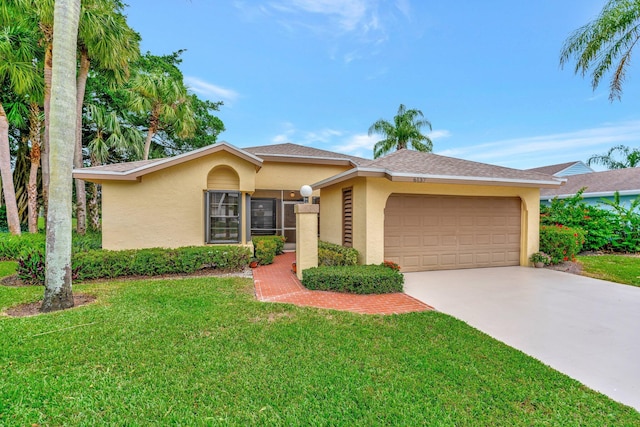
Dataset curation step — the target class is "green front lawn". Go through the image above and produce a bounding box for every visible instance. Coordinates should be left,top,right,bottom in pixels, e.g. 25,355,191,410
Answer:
1,277,637,425
577,254,640,287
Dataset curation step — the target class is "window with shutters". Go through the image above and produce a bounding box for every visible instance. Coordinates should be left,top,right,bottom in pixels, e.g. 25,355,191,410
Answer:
342,187,353,247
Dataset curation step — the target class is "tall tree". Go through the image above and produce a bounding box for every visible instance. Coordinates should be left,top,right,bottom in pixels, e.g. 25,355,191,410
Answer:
560,0,640,101
127,52,196,160
587,144,640,169
42,0,81,312
73,0,140,234
368,104,433,159
0,21,42,235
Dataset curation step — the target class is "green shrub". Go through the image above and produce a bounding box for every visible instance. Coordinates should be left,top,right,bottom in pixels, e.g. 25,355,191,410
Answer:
318,241,359,266
0,233,46,260
541,191,615,251
0,231,102,261
16,245,251,285
302,264,403,294
539,225,585,264
254,239,277,265
252,235,285,255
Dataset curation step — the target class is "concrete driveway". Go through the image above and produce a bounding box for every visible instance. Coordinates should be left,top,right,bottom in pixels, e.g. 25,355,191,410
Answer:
404,267,640,411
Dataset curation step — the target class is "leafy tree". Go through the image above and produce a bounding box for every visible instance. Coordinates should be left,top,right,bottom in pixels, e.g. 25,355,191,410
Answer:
560,0,640,101
42,0,80,312
0,20,42,235
127,52,196,160
368,104,432,159
600,191,640,252
587,144,640,169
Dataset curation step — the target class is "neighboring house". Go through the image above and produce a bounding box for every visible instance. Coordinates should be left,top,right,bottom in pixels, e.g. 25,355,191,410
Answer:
538,167,640,208
528,161,640,208
73,142,563,272
527,161,594,177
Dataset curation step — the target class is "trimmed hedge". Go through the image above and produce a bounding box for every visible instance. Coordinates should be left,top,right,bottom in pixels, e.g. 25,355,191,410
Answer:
252,235,285,255
539,225,585,264
318,241,359,266
302,264,403,294
254,239,276,265
17,245,251,285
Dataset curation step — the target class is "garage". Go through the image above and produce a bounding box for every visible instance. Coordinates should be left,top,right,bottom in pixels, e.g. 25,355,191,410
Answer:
384,194,521,272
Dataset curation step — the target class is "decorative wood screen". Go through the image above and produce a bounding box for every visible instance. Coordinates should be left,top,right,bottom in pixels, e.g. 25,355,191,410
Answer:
342,187,353,247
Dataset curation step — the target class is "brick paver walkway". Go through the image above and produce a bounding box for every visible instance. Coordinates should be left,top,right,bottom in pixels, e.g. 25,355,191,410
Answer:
252,252,433,315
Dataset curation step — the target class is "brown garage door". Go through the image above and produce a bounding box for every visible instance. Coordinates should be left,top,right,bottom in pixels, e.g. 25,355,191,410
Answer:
384,195,521,272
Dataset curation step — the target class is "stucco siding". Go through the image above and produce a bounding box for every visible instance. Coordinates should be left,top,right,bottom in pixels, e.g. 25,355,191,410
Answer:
255,162,349,195
319,177,540,268
102,152,257,250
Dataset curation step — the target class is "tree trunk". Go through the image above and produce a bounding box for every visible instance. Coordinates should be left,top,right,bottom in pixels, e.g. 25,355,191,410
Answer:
42,37,53,231
142,111,159,160
42,0,81,312
28,103,42,233
88,155,100,231
0,104,22,235
74,48,90,235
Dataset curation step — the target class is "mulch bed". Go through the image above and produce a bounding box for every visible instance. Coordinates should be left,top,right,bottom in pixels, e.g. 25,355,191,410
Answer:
544,260,583,275
4,294,97,318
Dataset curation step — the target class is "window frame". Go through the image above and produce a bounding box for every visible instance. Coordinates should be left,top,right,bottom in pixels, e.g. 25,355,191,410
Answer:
205,190,242,244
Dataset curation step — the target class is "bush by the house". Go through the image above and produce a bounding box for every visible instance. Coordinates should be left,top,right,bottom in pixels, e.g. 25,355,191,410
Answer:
540,191,615,251
17,245,251,285
254,239,277,265
539,225,585,264
318,241,359,266
302,264,403,294
252,235,286,255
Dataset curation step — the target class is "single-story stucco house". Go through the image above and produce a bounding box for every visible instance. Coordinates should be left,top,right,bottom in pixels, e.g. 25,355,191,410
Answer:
73,142,564,272
528,162,640,208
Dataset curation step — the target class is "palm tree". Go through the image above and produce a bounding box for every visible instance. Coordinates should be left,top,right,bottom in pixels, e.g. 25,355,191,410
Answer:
368,104,433,159
42,0,81,312
73,0,140,234
0,22,42,235
560,0,640,101
587,144,640,169
128,69,196,160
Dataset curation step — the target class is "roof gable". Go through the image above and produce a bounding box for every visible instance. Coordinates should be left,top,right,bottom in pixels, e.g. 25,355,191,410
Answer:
527,161,594,176
73,142,263,181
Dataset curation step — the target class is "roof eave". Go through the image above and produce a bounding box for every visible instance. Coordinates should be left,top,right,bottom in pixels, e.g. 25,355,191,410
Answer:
540,189,640,200
314,168,566,189
72,142,263,182
252,153,359,167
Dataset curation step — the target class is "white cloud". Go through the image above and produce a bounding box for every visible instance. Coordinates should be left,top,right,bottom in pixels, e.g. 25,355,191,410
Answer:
334,133,378,157
271,122,343,146
436,121,640,169
184,76,239,104
428,129,451,140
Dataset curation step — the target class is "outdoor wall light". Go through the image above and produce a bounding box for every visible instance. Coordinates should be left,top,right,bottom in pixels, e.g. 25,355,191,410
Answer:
300,185,313,203
289,191,296,198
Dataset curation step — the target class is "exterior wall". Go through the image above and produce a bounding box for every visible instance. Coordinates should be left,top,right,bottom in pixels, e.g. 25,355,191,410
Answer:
556,163,594,176
255,162,350,197
320,177,540,267
102,152,257,250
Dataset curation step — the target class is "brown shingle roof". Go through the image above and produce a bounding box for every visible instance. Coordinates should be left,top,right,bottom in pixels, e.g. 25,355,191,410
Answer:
367,149,560,181
242,143,368,165
540,168,640,198
526,161,581,176
313,149,564,189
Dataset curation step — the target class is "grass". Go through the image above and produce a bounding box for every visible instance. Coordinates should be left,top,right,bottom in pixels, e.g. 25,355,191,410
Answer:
1,277,638,425
577,254,640,287
0,261,17,278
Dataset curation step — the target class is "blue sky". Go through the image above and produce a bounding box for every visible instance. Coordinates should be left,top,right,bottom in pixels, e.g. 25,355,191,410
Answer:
124,0,640,169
